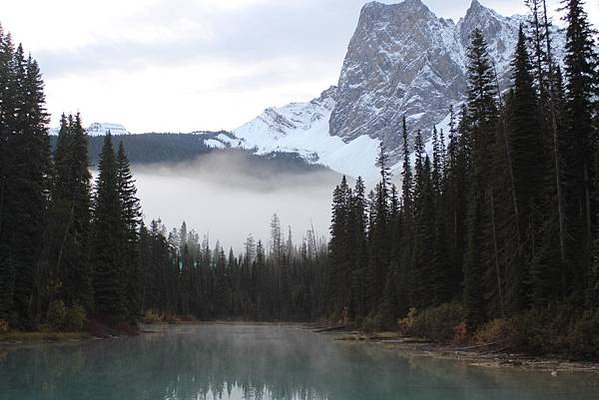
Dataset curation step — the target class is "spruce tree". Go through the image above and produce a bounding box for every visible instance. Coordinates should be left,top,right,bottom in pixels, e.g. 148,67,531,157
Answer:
0,30,16,322
463,28,498,329
45,114,93,310
561,0,598,299
4,43,51,327
442,105,468,300
366,146,392,317
328,176,351,317
92,133,126,318
117,141,142,317
399,116,415,309
349,177,368,320
507,26,553,307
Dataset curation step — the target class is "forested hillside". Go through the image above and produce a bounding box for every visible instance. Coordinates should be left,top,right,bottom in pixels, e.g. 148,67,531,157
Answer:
49,132,328,173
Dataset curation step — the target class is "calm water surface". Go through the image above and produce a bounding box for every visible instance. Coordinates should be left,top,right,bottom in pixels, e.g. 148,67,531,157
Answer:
0,324,597,400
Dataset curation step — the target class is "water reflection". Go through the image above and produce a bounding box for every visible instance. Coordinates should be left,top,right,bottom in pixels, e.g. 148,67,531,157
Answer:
0,324,597,400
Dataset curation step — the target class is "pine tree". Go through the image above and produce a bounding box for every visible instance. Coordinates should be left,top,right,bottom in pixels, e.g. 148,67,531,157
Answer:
349,177,368,320
366,146,392,316
412,131,436,307
328,176,351,317
442,105,468,300
463,28,498,329
507,26,552,307
92,133,126,318
3,42,51,327
399,116,415,310
0,30,17,322
561,0,598,300
117,141,142,317
45,114,93,311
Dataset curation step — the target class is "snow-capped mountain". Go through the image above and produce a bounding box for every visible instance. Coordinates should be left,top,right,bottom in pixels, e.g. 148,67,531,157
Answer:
230,0,564,179
49,122,130,136
87,122,129,136
233,87,383,180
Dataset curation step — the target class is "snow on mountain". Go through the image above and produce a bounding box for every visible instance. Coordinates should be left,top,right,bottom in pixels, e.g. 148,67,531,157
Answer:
229,0,565,179
49,122,130,136
87,122,129,136
233,87,382,180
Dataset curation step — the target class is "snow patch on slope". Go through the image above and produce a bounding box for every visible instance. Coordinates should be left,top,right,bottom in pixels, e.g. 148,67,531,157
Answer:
233,88,382,180
88,122,129,136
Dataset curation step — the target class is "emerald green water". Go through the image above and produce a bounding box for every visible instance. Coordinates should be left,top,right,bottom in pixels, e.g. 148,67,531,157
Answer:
1,324,597,399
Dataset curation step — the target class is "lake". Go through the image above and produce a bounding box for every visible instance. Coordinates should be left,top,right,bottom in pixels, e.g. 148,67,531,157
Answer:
1,324,597,400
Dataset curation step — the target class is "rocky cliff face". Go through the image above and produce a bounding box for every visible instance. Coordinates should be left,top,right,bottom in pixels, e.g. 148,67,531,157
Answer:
330,0,531,157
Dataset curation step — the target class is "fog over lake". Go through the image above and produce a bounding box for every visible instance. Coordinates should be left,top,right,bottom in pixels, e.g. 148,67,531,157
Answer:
130,151,342,251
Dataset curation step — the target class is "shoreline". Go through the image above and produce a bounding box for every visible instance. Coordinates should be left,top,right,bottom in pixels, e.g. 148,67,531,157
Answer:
3,321,599,375
308,325,599,374
0,331,91,349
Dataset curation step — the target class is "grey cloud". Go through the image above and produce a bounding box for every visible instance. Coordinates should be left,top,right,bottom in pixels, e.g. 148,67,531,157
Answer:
36,0,369,78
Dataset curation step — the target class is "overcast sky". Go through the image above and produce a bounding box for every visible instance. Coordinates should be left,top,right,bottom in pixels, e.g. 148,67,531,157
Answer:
1,0,597,133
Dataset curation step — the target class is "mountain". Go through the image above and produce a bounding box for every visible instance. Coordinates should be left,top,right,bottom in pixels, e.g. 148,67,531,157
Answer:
231,0,564,178
50,122,130,136
232,87,383,179
87,122,129,136
49,1,564,180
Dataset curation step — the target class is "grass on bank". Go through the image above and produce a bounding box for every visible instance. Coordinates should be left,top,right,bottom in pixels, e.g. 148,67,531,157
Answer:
0,331,88,343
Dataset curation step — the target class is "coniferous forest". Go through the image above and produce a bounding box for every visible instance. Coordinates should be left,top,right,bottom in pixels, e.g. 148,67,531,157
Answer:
1,0,598,359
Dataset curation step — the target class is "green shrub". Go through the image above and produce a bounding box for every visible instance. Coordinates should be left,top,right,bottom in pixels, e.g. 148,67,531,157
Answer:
47,300,66,331
362,312,386,332
399,303,464,343
565,311,599,360
63,304,86,332
505,305,599,360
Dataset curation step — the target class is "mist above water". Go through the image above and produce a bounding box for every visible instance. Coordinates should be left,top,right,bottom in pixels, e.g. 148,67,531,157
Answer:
131,151,343,251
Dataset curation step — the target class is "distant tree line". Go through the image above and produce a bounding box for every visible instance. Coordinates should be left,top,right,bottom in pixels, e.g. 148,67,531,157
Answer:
141,218,328,321
49,131,330,174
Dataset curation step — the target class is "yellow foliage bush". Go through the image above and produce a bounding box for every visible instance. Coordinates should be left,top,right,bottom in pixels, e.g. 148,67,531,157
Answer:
143,309,163,323
473,319,510,345
398,307,417,335
0,320,9,334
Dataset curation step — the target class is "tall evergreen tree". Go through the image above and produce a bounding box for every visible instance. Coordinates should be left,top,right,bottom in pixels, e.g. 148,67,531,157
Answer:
0,40,51,327
328,176,352,317
349,177,368,320
412,130,436,307
463,28,498,329
507,25,553,307
561,0,598,300
117,141,142,318
45,113,93,310
92,133,126,318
